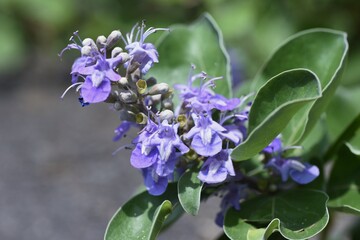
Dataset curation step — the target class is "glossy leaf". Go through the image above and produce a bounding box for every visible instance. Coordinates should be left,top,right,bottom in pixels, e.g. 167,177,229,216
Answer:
253,29,348,145
224,189,329,240
327,145,360,214
104,184,177,240
148,13,232,102
231,69,321,161
178,169,204,216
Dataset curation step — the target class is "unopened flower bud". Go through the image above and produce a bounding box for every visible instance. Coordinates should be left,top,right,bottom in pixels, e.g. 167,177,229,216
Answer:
82,38,97,49
149,83,169,95
119,91,137,103
185,149,198,161
136,112,148,124
96,35,107,48
111,47,123,58
136,79,147,94
81,45,92,56
126,104,140,114
149,94,161,105
146,77,157,87
113,101,122,111
106,30,122,49
118,77,128,86
162,98,173,110
127,61,140,74
119,52,130,63
159,110,174,122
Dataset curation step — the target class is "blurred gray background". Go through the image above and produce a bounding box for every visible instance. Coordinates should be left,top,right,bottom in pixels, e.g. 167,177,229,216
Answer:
1,0,360,239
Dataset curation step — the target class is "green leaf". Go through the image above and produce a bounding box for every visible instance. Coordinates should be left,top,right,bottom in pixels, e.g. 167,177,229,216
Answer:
224,189,329,240
149,200,172,239
323,86,360,160
347,134,360,156
148,13,232,102
178,168,204,215
327,144,360,214
253,29,348,145
104,183,178,240
224,217,256,240
231,69,321,161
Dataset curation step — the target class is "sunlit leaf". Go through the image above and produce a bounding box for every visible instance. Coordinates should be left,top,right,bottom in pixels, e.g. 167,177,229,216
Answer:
232,69,321,161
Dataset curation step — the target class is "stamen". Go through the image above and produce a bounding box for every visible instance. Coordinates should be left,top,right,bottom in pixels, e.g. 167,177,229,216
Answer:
142,27,169,41
289,160,306,172
73,30,83,43
283,146,303,152
140,20,145,43
135,26,141,43
60,82,83,99
112,144,134,156
75,84,83,92
127,22,139,43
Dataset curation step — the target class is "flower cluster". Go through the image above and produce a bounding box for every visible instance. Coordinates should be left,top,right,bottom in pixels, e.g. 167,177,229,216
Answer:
262,137,320,184
60,22,320,227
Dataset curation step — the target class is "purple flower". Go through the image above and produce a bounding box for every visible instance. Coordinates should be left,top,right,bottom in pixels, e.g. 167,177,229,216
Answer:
60,31,123,102
130,118,189,195
131,145,159,169
263,137,282,155
215,183,247,227
71,57,96,83
142,167,169,196
80,71,111,103
123,22,168,74
145,120,189,161
198,149,235,184
185,113,239,157
113,121,135,141
264,138,319,184
174,68,241,113
267,159,319,184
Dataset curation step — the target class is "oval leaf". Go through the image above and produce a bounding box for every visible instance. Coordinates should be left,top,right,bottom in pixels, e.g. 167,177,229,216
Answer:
148,13,232,101
231,69,321,161
327,144,360,214
178,169,204,216
104,184,177,240
224,189,329,240
253,29,348,145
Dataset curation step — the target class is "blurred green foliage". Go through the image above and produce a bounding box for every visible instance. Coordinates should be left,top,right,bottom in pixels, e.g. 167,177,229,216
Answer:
1,0,359,85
